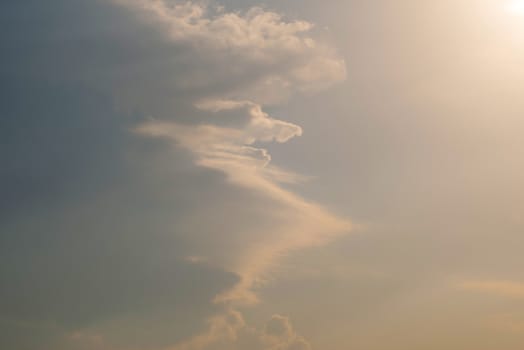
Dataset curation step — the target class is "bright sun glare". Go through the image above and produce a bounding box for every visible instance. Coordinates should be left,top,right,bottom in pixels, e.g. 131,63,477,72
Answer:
506,0,524,15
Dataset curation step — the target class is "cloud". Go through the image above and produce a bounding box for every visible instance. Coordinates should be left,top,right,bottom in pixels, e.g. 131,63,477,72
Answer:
262,315,312,350
124,0,351,309
124,2,350,348
112,0,346,105
459,280,524,298
135,100,303,182
265,315,295,339
169,312,311,350
1,1,349,349
136,100,350,307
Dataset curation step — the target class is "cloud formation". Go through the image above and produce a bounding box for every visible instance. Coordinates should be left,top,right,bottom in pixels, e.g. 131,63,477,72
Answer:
118,1,350,348
136,99,350,306
113,0,346,104
120,0,351,309
170,312,311,350
1,1,348,349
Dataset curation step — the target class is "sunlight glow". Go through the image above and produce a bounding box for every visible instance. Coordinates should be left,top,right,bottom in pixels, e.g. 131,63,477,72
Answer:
506,0,524,15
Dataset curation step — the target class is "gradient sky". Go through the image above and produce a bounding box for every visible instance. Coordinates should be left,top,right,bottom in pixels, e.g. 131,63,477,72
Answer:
1,1,524,349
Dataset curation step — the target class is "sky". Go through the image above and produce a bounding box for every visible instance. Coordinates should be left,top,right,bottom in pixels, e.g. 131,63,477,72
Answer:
1,1,524,349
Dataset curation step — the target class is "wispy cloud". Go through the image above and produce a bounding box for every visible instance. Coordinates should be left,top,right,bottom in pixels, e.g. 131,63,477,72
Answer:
168,311,311,350
123,0,351,309
1,1,349,349
117,1,350,348
135,99,351,307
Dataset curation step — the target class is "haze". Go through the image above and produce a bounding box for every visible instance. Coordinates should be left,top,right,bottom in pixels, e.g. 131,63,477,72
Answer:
1,1,523,349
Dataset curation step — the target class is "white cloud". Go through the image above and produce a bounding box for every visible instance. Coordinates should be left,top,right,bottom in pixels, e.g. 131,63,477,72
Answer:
113,0,346,104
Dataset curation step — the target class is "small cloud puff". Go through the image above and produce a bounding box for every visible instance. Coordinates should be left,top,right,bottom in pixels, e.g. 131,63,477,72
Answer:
170,312,311,350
